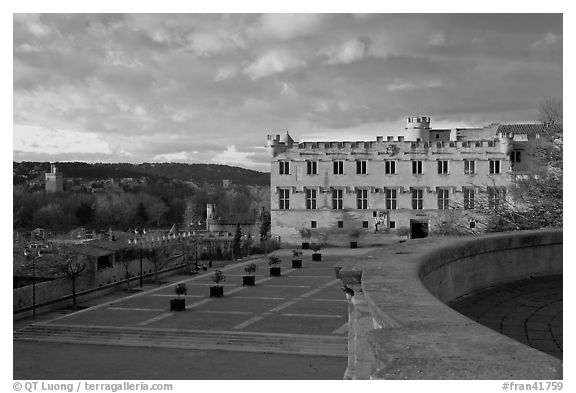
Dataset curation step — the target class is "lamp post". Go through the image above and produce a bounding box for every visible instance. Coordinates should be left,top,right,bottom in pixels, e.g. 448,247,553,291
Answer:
23,248,42,320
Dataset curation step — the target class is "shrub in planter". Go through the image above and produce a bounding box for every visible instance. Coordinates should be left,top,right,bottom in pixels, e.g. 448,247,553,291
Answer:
292,248,303,268
170,282,187,311
243,263,257,286
268,256,282,276
311,245,322,261
349,230,360,249
210,270,226,297
299,228,311,249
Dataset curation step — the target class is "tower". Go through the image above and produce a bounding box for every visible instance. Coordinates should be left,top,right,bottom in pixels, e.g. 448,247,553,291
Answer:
45,164,64,193
404,116,431,142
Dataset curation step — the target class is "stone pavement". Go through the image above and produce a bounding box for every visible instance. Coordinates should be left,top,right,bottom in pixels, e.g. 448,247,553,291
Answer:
14,248,376,379
449,275,562,360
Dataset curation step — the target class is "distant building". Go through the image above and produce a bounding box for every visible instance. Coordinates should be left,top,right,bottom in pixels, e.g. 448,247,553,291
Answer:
267,117,561,244
222,179,233,188
45,164,63,193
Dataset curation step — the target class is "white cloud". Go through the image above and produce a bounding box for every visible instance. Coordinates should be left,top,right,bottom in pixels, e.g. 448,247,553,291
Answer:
152,151,190,161
320,38,370,65
244,51,305,79
214,66,239,82
211,145,255,168
13,124,112,155
252,14,324,41
387,80,443,92
428,32,446,46
532,33,560,47
14,14,54,37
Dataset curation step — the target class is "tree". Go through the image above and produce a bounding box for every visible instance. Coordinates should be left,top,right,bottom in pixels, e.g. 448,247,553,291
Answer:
474,133,562,232
76,202,93,225
538,98,563,125
53,245,88,311
232,223,242,259
259,208,271,241
146,246,170,282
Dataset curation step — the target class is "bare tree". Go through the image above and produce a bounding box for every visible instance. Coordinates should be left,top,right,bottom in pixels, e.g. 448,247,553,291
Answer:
538,98,563,125
54,246,88,310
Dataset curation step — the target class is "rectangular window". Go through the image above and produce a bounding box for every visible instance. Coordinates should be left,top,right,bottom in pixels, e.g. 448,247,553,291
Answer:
332,189,343,210
362,221,369,228
306,160,318,175
511,151,522,164
463,187,475,210
489,159,501,174
279,161,290,175
464,160,476,175
305,188,317,210
437,188,450,210
437,160,449,174
333,161,344,175
385,188,398,210
356,189,368,209
411,188,423,210
385,160,396,175
337,220,344,229
356,160,367,174
412,160,423,174
389,221,396,229
278,188,290,210
487,187,505,210
311,221,317,228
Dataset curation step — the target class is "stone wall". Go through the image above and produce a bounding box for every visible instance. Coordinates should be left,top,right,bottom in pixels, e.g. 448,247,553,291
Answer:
336,229,562,379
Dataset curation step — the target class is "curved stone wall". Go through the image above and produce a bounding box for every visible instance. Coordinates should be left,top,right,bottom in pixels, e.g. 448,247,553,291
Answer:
336,229,562,379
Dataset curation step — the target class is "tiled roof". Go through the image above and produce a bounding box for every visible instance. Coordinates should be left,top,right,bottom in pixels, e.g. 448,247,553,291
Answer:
497,123,563,135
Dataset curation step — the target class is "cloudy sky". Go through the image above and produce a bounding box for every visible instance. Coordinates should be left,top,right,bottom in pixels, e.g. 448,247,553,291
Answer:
13,13,562,171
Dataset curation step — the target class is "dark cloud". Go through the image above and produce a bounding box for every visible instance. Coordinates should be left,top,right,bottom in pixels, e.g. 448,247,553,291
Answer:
13,13,562,170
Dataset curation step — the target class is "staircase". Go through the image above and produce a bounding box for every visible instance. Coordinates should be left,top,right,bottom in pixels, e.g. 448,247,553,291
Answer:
14,323,347,358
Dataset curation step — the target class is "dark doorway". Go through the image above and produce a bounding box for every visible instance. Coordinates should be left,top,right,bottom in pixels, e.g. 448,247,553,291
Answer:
410,219,429,239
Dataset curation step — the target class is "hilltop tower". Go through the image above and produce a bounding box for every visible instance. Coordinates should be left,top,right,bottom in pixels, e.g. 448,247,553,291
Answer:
404,116,431,142
45,164,63,193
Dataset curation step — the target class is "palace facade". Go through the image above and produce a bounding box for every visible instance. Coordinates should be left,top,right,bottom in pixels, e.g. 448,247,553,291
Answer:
267,116,560,245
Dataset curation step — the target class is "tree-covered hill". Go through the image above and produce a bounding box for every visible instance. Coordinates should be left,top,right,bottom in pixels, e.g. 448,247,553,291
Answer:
13,161,270,186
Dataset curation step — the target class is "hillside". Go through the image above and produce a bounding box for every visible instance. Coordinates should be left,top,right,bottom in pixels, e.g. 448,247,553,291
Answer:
13,161,270,186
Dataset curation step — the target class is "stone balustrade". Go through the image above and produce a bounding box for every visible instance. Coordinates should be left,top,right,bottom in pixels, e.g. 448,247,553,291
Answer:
335,229,563,379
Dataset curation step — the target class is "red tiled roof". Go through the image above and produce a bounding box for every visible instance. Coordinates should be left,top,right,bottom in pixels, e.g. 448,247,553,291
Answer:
497,123,563,135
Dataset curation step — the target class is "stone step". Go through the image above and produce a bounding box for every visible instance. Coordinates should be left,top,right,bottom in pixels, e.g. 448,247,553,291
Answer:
14,324,347,357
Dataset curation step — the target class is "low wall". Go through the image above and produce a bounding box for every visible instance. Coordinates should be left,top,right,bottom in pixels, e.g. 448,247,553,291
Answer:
336,229,562,379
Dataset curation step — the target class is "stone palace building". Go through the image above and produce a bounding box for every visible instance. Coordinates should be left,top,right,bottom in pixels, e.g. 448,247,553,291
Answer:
267,116,561,245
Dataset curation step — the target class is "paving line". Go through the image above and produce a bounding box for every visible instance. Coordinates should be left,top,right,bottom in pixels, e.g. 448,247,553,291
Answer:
138,312,173,326
231,296,286,300
281,313,344,319
186,298,214,309
332,322,349,334
265,285,311,288
107,307,165,312
195,310,253,315
41,256,271,324
230,316,266,330
312,299,347,303
269,301,298,312
299,288,324,298
150,294,203,298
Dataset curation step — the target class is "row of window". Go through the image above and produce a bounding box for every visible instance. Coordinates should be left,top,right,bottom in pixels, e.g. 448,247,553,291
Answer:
280,159,506,175
278,187,506,211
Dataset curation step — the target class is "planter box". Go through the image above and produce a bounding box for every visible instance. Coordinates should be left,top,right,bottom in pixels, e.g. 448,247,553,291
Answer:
312,253,322,261
350,241,358,249
210,286,224,297
302,242,310,250
269,267,282,277
170,298,186,312
243,276,256,286
292,259,303,268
